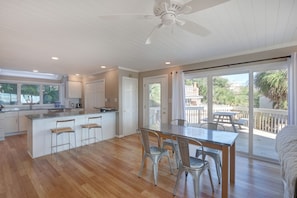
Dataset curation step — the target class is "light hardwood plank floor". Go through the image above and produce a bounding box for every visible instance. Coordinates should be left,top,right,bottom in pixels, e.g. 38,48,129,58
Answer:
0,134,283,198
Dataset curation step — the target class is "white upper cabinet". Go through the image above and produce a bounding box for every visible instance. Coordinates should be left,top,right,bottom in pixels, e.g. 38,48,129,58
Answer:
67,81,82,98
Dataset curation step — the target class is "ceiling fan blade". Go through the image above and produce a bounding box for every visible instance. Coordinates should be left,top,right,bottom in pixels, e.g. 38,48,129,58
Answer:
98,14,154,20
145,23,163,45
175,18,185,26
176,19,210,36
182,0,229,14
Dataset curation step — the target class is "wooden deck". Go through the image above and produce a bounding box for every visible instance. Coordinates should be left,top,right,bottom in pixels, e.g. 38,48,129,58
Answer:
222,124,278,160
0,133,283,198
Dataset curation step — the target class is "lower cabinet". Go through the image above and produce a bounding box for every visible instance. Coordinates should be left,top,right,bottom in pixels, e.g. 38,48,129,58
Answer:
102,112,116,140
5,112,19,133
0,113,4,141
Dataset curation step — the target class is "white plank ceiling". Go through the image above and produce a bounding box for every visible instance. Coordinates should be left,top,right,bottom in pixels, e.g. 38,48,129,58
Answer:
0,0,297,76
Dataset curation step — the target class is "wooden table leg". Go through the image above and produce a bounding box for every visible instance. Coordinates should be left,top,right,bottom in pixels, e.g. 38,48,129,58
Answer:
221,146,229,198
230,143,236,183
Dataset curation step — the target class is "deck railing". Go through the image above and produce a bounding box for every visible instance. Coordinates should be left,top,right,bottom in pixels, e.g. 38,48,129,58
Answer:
185,106,288,134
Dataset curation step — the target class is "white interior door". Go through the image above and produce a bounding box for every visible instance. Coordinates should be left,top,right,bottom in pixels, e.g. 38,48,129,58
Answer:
84,80,105,112
122,77,138,136
143,75,168,127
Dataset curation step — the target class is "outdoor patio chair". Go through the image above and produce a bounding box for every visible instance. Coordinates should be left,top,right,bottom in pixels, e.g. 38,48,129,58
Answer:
138,128,173,185
195,122,225,183
173,135,214,198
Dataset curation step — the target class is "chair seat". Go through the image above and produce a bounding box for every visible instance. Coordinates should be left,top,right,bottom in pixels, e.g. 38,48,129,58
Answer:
204,147,220,153
189,156,207,169
51,127,74,134
163,139,177,146
197,147,220,156
150,146,167,155
81,123,101,129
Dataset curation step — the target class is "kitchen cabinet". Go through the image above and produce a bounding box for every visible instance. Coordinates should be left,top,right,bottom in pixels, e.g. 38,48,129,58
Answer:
67,81,82,98
0,113,4,141
4,111,19,133
84,80,105,112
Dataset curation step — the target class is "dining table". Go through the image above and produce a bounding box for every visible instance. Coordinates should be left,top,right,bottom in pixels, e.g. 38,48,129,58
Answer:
142,123,239,198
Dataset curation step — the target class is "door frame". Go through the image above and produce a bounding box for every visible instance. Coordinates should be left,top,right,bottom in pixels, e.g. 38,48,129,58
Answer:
143,74,168,126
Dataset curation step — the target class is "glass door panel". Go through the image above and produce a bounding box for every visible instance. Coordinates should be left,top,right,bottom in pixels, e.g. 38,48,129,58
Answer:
212,73,249,153
253,69,288,160
184,77,208,126
143,75,168,128
148,83,161,127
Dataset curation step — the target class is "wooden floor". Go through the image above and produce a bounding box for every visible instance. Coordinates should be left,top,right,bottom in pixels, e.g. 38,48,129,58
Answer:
0,134,284,198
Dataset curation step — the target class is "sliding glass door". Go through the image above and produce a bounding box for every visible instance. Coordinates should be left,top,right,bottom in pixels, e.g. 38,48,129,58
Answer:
184,61,288,161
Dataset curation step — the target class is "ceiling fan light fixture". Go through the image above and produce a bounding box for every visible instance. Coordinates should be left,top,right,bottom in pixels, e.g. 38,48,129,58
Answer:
161,13,176,25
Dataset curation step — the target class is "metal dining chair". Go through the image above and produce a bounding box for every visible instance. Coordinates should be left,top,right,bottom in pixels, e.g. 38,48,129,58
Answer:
162,119,187,168
138,128,173,185
173,135,214,198
195,122,225,183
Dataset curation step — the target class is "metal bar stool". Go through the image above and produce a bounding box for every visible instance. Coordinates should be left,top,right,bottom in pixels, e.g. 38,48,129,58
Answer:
81,116,102,146
50,119,76,155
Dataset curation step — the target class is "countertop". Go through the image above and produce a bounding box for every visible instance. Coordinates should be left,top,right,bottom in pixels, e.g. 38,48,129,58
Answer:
26,110,118,120
0,107,81,113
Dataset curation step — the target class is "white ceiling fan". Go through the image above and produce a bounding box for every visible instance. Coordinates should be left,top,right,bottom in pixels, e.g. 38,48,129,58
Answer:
144,0,229,44
99,0,229,45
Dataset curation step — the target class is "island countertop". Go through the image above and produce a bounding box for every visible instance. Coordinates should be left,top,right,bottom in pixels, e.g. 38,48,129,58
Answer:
26,110,118,120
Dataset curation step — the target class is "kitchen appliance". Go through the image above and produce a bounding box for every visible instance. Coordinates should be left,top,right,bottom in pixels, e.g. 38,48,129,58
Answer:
76,103,82,108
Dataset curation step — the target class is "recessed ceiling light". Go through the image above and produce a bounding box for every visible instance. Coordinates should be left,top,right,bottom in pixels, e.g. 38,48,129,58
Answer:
32,70,38,73
165,61,171,65
75,74,80,76
101,65,106,69
51,57,59,60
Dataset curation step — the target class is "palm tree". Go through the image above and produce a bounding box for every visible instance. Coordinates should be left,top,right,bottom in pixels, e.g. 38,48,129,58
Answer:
254,70,287,109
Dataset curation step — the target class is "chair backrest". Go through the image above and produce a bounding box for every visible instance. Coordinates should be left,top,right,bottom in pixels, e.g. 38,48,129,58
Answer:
199,122,225,131
88,116,102,124
139,129,160,154
56,119,75,129
171,119,187,126
175,135,204,168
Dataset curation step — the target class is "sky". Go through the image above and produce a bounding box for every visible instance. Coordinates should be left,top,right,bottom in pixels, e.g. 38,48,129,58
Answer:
221,73,249,85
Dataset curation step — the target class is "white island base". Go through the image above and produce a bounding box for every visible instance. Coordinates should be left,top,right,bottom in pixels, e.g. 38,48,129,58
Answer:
26,111,117,158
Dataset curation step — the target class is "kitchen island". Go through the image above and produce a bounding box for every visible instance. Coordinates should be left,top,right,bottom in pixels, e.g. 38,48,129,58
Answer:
26,110,117,158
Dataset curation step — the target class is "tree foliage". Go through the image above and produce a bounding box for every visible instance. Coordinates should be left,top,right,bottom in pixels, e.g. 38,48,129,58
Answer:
0,83,17,94
43,85,59,104
254,70,287,109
